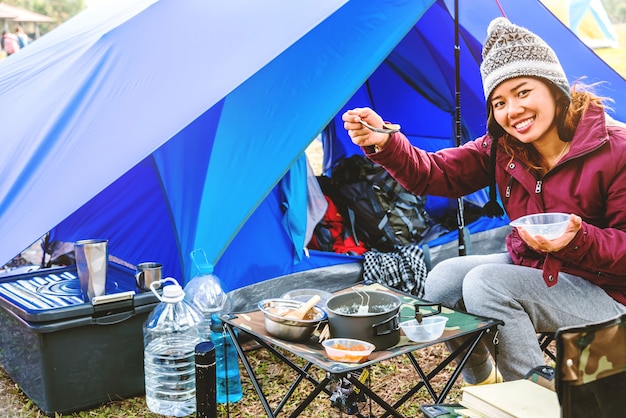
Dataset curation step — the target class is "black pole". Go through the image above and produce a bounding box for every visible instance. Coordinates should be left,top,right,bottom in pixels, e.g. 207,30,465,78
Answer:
195,341,217,418
454,0,467,256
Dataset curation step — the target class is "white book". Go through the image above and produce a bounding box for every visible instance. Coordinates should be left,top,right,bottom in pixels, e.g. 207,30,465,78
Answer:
460,379,560,418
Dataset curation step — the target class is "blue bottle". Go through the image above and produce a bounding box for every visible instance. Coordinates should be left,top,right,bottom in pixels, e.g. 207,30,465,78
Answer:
210,314,243,404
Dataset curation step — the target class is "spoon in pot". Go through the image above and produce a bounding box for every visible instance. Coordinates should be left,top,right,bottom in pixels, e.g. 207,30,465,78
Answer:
352,287,370,315
281,295,321,320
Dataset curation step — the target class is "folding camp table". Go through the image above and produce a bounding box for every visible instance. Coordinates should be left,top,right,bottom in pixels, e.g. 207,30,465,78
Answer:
222,282,503,418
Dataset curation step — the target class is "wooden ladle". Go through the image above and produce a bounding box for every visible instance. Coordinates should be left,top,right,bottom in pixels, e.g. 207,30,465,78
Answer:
281,295,321,320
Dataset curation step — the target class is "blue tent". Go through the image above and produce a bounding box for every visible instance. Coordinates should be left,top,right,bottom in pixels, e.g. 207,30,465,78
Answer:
1,0,625,291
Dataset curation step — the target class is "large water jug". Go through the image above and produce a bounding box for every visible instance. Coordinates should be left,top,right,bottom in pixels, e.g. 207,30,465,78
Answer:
143,277,202,416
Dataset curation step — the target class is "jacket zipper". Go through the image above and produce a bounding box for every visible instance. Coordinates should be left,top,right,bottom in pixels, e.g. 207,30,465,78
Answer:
504,176,513,206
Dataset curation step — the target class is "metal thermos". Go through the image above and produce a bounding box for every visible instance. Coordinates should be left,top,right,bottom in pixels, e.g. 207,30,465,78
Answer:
195,341,217,418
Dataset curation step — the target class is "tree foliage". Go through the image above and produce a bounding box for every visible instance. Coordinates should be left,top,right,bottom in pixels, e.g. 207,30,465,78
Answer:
605,0,626,23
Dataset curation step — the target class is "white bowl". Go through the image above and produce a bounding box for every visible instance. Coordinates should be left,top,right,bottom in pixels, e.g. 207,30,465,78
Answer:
321,338,375,363
509,212,569,240
399,316,448,342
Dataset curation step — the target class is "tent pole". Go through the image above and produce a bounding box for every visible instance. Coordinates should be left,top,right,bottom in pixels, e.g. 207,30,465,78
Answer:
454,0,467,256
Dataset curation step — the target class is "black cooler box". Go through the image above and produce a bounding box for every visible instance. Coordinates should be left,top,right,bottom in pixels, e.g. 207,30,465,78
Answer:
0,262,159,415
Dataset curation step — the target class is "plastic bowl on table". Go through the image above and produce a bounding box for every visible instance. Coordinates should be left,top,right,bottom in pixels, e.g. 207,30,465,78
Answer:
321,338,375,363
399,316,448,343
509,212,570,240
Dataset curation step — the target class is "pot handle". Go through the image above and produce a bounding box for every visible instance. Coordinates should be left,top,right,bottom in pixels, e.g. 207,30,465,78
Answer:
372,313,399,336
414,302,442,322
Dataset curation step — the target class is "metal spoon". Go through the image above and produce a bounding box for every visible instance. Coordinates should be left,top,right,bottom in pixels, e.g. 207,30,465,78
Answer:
352,286,370,315
360,120,401,134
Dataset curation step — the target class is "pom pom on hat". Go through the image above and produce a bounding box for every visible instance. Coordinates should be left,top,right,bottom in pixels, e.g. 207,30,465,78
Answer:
480,17,570,101
486,16,507,35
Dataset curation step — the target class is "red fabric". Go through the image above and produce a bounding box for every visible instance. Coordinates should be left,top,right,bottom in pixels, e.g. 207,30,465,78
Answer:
308,196,368,255
336,231,368,256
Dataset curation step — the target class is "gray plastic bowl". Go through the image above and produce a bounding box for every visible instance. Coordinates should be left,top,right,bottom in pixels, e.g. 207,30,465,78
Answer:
258,299,327,342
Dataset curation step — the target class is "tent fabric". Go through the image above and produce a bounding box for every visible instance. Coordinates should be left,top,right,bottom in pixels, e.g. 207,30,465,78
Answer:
0,0,434,285
2,0,625,292
279,155,327,265
0,0,353,273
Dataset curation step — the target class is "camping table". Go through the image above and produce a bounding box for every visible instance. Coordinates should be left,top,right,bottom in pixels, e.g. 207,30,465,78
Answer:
222,282,503,418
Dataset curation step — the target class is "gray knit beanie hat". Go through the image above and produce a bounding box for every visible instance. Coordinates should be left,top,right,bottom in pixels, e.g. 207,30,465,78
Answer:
480,17,570,101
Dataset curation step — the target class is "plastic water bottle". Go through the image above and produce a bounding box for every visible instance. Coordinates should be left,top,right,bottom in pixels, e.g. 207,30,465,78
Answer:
183,249,242,404
143,277,203,417
210,314,243,404
183,250,229,341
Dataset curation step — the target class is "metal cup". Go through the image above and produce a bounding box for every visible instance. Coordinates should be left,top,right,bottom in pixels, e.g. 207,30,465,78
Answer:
135,262,163,291
74,239,109,303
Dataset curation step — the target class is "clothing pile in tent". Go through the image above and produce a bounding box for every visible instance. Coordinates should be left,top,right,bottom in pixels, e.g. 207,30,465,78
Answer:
306,154,482,297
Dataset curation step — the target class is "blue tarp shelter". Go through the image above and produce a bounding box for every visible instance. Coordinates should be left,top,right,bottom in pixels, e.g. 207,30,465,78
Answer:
1,0,624,291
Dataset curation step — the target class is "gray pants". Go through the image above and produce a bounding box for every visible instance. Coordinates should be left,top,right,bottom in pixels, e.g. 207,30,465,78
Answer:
425,253,626,382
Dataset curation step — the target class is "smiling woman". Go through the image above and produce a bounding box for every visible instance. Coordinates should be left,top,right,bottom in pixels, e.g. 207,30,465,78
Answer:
341,16,626,388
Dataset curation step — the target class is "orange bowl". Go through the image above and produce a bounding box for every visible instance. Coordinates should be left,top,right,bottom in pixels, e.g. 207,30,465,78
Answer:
321,338,375,363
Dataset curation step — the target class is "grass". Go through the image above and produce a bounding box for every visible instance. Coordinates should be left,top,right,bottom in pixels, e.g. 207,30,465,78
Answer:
0,342,464,417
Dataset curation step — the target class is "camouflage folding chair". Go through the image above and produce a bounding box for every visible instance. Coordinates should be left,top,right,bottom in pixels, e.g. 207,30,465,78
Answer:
555,313,626,418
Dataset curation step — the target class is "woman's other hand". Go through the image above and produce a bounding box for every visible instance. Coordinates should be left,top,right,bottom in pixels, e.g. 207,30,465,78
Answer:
342,107,391,150
516,214,582,252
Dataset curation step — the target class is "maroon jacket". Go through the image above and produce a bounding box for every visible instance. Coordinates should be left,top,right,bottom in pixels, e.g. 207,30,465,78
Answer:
366,103,626,305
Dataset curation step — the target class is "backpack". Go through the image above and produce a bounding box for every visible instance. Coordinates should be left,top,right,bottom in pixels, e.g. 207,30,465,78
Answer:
308,176,368,255
330,155,432,252
308,195,368,255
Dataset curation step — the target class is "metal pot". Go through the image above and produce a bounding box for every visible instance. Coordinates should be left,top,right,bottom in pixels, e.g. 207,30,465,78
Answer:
325,290,401,350
258,299,327,342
